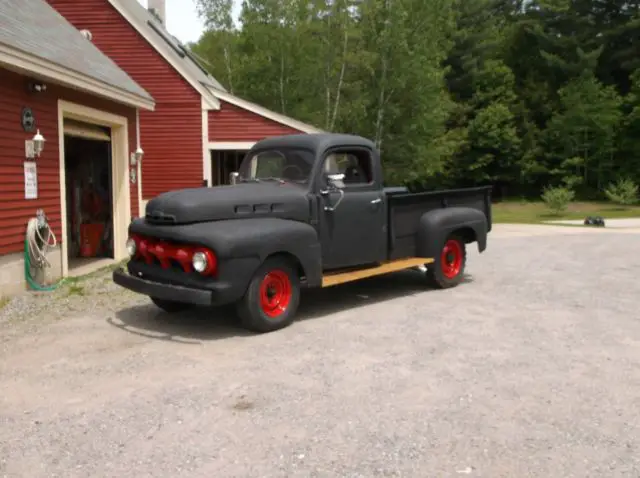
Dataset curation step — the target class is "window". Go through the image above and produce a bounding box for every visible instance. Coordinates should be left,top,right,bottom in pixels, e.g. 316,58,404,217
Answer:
238,148,315,184
322,150,374,186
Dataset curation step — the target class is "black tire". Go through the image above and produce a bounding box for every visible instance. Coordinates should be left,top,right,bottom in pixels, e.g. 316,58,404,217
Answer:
236,257,300,333
151,297,193,313
426,234,467,289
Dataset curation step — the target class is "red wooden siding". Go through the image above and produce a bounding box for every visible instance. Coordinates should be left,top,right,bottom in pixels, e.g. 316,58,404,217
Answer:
0,68,138,256
46,0,203,198
209,101,302,141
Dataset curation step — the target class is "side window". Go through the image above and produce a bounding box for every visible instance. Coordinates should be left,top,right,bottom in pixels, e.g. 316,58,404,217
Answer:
322,149,374,187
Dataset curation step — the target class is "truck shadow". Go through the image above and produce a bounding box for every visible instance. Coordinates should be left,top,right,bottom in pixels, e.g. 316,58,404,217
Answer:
109,270,473,343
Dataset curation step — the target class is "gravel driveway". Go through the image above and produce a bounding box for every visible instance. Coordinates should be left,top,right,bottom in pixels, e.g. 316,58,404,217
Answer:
1,224,639,478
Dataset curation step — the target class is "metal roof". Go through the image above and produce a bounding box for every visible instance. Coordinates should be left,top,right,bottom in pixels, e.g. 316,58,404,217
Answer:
0,0,153,102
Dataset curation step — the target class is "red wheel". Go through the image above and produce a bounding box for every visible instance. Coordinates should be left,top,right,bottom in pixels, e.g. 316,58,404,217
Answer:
237,257,300,333
426,234,466,289
259,270,293,318
441,239,463,279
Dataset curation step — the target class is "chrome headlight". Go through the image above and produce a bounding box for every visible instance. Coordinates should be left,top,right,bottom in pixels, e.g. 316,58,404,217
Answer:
192,251,208,273
126,237,137,257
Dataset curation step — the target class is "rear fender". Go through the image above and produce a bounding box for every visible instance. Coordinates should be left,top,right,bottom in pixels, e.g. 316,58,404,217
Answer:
416,207,488,259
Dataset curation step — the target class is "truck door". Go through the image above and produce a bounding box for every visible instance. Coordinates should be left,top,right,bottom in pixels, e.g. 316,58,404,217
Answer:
317,148,387,269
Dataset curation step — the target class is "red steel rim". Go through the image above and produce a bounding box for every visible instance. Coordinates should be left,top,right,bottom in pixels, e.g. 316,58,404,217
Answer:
259,270,292,318
441,239,463,279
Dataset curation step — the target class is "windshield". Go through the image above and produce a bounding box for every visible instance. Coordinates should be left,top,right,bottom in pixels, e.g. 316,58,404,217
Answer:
237,148,314,184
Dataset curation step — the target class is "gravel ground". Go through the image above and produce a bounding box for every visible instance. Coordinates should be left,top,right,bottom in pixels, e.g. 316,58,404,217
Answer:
1,224,640,478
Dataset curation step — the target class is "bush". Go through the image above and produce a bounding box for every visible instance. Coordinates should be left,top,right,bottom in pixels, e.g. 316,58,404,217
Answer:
541,185,575,215
604,178,639,206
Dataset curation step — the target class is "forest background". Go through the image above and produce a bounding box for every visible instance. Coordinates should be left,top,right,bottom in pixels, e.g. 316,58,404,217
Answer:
189,0,640,204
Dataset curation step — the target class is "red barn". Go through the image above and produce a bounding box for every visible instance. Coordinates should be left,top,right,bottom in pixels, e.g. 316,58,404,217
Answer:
0,0,155,296
46,0,323,212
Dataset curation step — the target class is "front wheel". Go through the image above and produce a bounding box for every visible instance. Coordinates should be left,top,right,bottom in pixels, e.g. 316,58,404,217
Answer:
426,234,467,289
236,257,300,333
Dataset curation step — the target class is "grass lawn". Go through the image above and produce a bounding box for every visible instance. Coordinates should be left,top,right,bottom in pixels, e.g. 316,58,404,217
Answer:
492,201,640,224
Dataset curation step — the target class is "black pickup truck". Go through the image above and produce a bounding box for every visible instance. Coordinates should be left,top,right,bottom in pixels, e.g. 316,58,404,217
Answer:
114,134,492,332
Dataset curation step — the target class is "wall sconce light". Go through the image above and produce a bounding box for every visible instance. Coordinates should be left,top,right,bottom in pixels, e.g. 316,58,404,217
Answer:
130,147,144,166
27,81,47,94
135,147,144,163
33,130,45,157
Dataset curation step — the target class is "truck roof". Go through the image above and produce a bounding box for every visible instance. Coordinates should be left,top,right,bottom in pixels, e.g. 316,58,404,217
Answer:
252,133,377,153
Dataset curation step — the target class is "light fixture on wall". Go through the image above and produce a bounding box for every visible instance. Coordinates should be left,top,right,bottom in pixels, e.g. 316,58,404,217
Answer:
32,130,45,157
27,81,47,94
130,147,144,166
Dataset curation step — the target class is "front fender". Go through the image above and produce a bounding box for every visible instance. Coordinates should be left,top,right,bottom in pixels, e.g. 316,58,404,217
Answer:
129,217,323,289
416,207,488,259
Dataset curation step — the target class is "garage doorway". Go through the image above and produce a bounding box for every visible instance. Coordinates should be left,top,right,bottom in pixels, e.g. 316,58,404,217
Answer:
58,100,131,278
211,150,249,185
64,120,114,270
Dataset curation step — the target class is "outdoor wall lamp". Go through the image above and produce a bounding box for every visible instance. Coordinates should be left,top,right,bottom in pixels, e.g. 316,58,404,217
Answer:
32,130,45,157
131,147,144,166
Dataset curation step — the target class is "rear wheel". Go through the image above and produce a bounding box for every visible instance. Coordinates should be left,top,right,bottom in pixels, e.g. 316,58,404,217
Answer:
426,234,467,289
236,257,300,333
151,297,193,313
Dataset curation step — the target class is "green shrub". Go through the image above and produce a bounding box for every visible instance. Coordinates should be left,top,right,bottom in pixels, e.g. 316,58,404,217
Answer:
604,178,639,206
541,186,575,215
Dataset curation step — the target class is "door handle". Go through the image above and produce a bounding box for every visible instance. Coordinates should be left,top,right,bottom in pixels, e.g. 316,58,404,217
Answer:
370,198,382,204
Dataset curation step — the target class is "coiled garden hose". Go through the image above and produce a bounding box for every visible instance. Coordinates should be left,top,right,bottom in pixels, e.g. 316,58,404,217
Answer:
24,217,65,291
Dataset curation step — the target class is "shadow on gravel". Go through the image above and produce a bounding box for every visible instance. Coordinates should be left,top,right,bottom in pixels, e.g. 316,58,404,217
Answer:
109,270,473,342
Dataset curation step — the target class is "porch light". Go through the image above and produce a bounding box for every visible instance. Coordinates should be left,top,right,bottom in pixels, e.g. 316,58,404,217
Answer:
134,147,144,163
33,130,45,156
130,147,144,166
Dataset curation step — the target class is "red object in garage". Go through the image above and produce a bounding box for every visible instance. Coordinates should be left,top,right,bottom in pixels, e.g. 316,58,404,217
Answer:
79,223,105,257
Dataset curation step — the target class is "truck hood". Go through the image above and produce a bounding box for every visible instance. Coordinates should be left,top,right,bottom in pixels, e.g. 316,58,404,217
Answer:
144,183,311,225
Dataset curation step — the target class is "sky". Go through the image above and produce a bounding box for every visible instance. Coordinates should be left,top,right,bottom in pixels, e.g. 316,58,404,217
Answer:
136,0,242,44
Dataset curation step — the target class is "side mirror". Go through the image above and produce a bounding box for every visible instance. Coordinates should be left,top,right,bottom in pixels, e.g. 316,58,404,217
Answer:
229,171,240,185
327,173,345,190
321,173,345,212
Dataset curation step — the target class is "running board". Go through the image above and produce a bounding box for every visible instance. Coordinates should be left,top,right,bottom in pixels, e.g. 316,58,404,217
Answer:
321,257,434,288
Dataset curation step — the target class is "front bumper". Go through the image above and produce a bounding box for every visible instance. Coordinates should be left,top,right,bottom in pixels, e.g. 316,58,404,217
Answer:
113,268,213,306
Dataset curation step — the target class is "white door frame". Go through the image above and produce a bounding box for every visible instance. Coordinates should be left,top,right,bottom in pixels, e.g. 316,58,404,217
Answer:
57,100,131,276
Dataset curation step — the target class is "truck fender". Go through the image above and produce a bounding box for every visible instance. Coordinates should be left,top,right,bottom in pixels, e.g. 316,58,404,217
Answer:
211,218,323,288
129,217,323,292
416,207,488,259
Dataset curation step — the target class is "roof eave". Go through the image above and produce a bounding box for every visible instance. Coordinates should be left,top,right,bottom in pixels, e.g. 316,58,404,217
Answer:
108,0,219,110
209,88,325,134
0,43,156,111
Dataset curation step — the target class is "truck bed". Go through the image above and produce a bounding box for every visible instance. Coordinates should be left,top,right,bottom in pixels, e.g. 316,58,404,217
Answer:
386,186,492,260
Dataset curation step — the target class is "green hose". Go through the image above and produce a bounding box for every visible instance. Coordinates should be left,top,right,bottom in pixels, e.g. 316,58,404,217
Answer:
24,238,65,292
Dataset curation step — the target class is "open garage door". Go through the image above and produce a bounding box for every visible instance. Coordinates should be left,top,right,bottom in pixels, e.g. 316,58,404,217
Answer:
63,119,111,142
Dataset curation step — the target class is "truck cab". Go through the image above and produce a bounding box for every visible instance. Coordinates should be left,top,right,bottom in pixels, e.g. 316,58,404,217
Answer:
114,134,491,333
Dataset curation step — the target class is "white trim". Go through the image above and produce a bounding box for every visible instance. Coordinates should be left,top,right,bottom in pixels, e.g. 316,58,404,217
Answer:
136,108,143,216
202,96,212,186
108,0,220,110
58,100,131,277
63,120,111,141
209,88,324,134
209,141,256,150
0,44,154,111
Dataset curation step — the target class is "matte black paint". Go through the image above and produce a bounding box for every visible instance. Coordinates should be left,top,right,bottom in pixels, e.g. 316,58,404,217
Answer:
113,269,213,305
145,182,310,225
116,133,492,307
416,207,488,259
